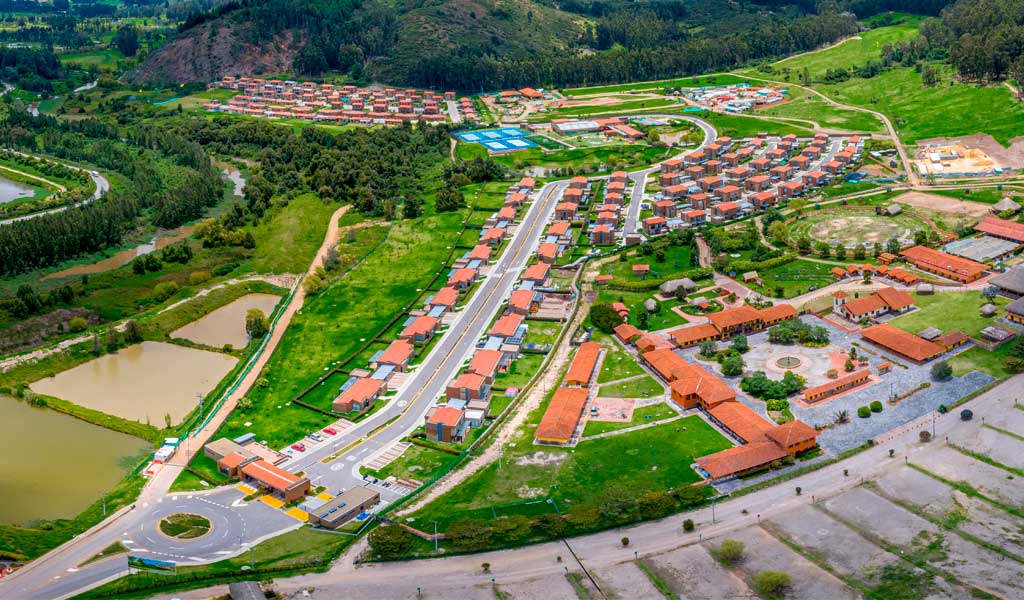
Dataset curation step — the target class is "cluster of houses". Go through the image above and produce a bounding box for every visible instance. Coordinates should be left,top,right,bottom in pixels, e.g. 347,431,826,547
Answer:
203,78,465,125
422,178,545,444
612,317,820,483
649,132,864,234
685,83,787,113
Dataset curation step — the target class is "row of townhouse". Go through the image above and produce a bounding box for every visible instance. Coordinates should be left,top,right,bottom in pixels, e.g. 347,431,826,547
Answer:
423,179,543,443
207,78,475,125
649,132,865,235
535,341,602,445
334,178,537,418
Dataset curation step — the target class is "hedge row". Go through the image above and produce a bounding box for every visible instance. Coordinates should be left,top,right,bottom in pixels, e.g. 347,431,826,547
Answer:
728,253,797,274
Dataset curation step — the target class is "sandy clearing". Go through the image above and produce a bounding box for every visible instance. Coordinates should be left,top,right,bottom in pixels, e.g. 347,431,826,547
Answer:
893,191,992,218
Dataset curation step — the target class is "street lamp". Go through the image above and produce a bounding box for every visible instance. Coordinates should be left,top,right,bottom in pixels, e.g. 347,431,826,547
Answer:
431,520,440,552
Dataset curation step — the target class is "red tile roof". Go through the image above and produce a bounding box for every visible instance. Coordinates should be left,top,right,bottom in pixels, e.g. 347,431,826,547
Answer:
490,312,525,338
765,420,818,449
469,244,492,261
401,316,439,338
547,221,571,236
641,348,691,382
707,305,763,331
759,304,797,323
535,387,588,443
669,323,720,346
707,402,775,443
469,349,503,378
509,289,537,311
428,406,464,427
900,245,986,280
377,340,414,366
431,286,459,307
523,262,550,282
614,323,642,343
241,459,306,492
566,342,601,385
338,377,385,405
696,441,788,480
975,215,1024,243
801,370,869,400
669,362,736,408
861,323,944,362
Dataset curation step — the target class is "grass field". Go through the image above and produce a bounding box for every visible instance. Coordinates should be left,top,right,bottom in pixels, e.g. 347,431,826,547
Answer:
889,292,1008,339
598,375,663,398
752,87,883,133
684,110,814,138
745,259,837,299
600,245,695,280
596,336,646,383
458,141,671,173
530,98,681,121
213,210,468,447
928,187,1024,205
244,193,338,274
949,343,1013,379
582,402,677,436
408,415,731,529
59,48,123,68
363,444,460,482
761,16,923,81
158,513,211,539
596,289,690,330
563,74,749,96
493,351,546,390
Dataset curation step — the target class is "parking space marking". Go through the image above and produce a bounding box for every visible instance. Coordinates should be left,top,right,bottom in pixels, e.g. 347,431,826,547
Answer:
259,496,285,509
285,507,309,522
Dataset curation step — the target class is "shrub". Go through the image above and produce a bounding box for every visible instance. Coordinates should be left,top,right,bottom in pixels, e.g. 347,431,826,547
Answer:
870,400,883,413
621,536,630,547
753,571,793,597
68,316,88,332
721,354,745,377
710,539,745,566
152,281,180,302
368,525,415,558
931,360,952,381
212,262,238,277
188,271,211,285
682,518,695,532
857,406,871,418
919,430,932,443
589,303,624,333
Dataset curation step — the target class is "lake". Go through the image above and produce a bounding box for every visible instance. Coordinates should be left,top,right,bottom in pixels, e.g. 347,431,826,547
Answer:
170,293,282,348
31,341,238,425
0,396,150,525
0,174,35,204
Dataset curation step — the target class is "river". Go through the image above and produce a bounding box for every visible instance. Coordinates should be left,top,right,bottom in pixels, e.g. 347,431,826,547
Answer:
170,293,282,348
0,395,150,525
43,226,193,280
30,341,238,425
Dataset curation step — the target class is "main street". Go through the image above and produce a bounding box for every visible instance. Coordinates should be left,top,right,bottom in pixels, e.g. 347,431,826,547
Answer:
1,117,715,600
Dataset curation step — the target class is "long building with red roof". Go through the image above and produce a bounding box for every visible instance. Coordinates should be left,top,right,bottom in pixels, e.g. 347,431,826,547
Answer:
565,342,601,387
900,245,986,283
535,387,589,445
860,323,946,363
974,215,1024,243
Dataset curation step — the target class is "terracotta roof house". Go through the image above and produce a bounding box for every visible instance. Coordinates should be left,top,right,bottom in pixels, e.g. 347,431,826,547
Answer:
334,377,385,413
490,312,525,339
802,370,870,403
425,406,465,443
900,246,986,283
538,242,560,264
480,227,507,245
565,342,601,387
241,460,310,503
591,224,615,246
860,323,945,363
707,305,764,336
446,371,490,402
834,286,914,321
641,348,692,382
505,192,527,207
547,221,571,238
468,244,492,263
765,421,819,454
374,340,414,371
448,267,477,289
668,323,721,348
535,387,589,445
614,323,642,344
508,288,540,315
669,362,736,410
400,315,440,345
522,262,550,284
469,349,505,382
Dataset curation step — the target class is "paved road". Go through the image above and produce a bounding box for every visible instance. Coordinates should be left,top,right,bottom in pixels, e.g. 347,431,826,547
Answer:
0,150,110,226
0,116,716,600
623,115,718,235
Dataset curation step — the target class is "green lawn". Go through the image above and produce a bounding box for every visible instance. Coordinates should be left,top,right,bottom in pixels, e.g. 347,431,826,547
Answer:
525,319,561,346
596,289,693,331
463,180,515,211
408,415,731,530
596,337,646,383
530,98,681,121
928,187,1024,205
816,65,1024,145
363,444,460,483
757,17,923,81
949,343,1013,380
685,110,814,138
563,74,749,96
601,245,695,280
745,259,837,299
889,292,1008,339
494,351,546,390
582,402,677,436
598,375,664,398
159,513,211,539
59,48,124,68
245,193,338,274
752,87,883,133
213,211,468,447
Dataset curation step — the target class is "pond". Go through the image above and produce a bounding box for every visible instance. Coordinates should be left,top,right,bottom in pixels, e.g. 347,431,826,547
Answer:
0,395,150,525
170,293,282,349
31,341,238,425
0,174,35,204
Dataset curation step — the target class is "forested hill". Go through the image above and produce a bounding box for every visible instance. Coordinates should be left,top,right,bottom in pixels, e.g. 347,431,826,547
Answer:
130,0,950,90
913,0,1024,83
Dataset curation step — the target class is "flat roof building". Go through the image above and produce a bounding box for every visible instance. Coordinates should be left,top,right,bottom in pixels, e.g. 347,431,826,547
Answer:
308,487,380,530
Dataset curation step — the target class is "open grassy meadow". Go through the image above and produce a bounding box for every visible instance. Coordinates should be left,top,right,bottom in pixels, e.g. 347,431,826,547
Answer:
744,259,837,299
889,292,1008,339
563,74,749,96
752,87,884,133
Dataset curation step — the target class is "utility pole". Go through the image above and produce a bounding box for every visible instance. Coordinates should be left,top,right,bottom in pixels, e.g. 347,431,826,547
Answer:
711,496,716,523
431,521,439,553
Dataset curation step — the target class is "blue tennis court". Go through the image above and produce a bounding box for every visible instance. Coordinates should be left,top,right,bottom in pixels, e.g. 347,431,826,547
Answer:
481,138,536,152
455,128,529,143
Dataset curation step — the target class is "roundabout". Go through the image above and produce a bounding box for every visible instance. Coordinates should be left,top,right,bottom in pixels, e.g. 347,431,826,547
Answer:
158,513,212,540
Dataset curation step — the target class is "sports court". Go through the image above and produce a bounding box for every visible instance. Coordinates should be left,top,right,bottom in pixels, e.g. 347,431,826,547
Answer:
455,128,536,152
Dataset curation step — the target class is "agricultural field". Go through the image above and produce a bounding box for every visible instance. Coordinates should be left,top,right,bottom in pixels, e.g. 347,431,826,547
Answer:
58,48,124,68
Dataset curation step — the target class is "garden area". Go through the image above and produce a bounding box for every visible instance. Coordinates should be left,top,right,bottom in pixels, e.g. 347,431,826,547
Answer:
598,375,664,398
745,259,837,299
582,402,677,436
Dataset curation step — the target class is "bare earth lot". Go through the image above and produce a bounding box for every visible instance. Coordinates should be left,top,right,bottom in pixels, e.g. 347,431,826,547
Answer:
893,191,992,218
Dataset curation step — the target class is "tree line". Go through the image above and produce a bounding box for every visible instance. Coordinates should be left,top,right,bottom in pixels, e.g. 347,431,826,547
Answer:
915,0,1024,82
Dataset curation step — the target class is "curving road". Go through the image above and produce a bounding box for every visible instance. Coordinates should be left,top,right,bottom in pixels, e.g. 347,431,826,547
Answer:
0,150,110,226
0,116,717,600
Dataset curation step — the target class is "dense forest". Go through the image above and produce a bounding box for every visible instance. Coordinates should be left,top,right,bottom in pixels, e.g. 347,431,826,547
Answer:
0,46,62,93
136,0,953,90
916,0,1024,83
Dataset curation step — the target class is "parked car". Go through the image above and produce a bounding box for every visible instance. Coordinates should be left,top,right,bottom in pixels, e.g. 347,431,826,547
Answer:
291,443,306,452
307,433,323,442
322,427,337,436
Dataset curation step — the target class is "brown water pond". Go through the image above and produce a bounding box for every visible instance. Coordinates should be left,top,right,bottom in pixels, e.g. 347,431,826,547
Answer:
170,293,282,349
